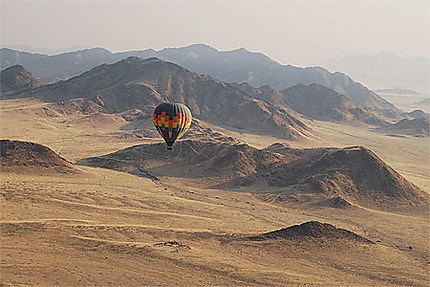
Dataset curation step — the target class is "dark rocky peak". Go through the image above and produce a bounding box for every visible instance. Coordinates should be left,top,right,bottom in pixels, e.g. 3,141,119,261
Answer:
1,64,43,92
251,221,372,243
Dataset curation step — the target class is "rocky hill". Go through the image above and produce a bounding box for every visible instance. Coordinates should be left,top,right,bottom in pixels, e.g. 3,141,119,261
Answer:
0,46,401,118
77,139,289,181
401,109,429,120
10,57,307,139
227,145,428,213
249,221,372,243
0,65,43,92
0,139,76,174
78,139,429,214
229,83,388,125
281,84,357,121
374,118,429,137
279,84,387,124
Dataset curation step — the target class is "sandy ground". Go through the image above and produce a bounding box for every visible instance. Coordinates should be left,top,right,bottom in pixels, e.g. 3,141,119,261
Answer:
1,99,429,286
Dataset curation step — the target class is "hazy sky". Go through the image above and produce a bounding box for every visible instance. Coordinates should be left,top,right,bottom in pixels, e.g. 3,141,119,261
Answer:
1,0,429,66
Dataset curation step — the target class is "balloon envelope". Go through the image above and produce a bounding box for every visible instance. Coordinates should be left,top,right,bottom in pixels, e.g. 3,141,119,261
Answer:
153,103,192,150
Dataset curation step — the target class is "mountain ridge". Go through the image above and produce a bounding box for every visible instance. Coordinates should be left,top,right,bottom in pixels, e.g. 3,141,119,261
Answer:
0,45,401,118
267,83,387,125
9,56,308,140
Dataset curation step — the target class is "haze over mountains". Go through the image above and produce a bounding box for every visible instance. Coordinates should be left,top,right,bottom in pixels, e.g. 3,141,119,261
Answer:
275,84,386,125
5,44,89,55
318,52,429,96
3,44,429,139
1,45,401,118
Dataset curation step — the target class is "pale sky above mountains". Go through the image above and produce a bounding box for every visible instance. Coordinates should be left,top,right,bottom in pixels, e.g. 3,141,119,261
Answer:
1,0,429,67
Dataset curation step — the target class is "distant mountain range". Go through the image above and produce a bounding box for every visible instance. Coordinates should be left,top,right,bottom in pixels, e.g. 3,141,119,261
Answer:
0,45,401,118
3,57,308,140
375,88,420,95
318,52,429,96
234,83,387,125
373,118,429,137
2,55,410,141
279,84,386,125
4,44,89,55
1,47,115,83
416,98,430,106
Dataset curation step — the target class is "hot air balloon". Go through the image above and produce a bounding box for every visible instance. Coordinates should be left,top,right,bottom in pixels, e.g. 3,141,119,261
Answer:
153,103,192,150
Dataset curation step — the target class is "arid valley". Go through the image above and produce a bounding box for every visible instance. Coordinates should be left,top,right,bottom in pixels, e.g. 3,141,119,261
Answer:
1,90,429,286
0,5,429,281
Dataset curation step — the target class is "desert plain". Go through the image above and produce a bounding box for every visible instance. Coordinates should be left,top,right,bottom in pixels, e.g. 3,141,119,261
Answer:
1,98,429,286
